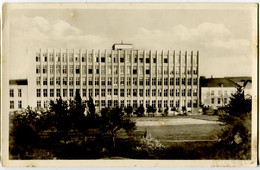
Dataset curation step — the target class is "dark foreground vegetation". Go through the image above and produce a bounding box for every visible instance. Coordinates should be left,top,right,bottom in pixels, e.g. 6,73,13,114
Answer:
10,87,251,160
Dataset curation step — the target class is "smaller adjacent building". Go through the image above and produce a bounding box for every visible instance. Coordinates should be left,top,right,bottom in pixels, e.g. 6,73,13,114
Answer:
9,79,28,113
201,78,239,109
225,76,252,98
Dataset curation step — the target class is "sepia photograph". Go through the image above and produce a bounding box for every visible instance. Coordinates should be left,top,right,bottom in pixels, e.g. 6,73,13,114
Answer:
1,3,258,167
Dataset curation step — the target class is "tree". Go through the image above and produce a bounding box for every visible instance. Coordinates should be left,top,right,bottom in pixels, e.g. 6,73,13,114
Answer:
124,106,133,117
10,106,40,158
217,86,252,159
171,107,177,115
162,106,169,116
99,107,136,150
182,106,187,115
135,105,145,117
147,105,156,117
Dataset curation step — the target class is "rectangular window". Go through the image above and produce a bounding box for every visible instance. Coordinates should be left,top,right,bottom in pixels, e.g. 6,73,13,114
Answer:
107,89,112,96
164,78,168,86
114,66,118,74
41,89,47,98
158,89,162,96
187,100,192,108
120,100,124,108
133,78,137,86
120,77,124,86
152,89,156,96
50,77,54,86
95,89,99,97
120,66,124,75
36,54,40,62
218,98,221,104
158,100,162,108
63,54,67,62
188,78,192,85
10,89,14,97
187,66,191,75
170,89,174,96
82,89,86,97
193,78,197,85
224,98,227,104
176,89,180,96
146,78,150,86
107,77,112,86
56,89,60,97
69,89,74,97
193,67,197,74
182,78,186,85
69,65,73,74
176,100,180,108
101,100,106,107
127,89,131,96
164,100,168,108
76,65,80,74
101,66,105,75
69,77,73,85
188,89,191,96
107,66,112,75
63,65,67,74
120,89,124,97
114,89,118,96
176,78,180,86
82,67,86,75
182,89,186,96
120,56,124,63
50,89,54,97
139,78,143,86
146,89,150,97
193,89,197,96
37,100,41,108
95,65,99,74
94,77,99,86
18,100,22,109
211,91,214,95
114,56,118,63
88,65,93,74
146,58,150,63
17,89,21,97
37,89,41,97
133,89,137,97
139,89,143,97
152,100,156,107
108,100,112,107
114,100,118,107
170,100,174,108
164,58,168,63
76,77,80,85
43,65,47,74
10,101,14,109
42,77,47,86
152,78,156,85
133,66,137,74
89,89,93,97
101,77,105,86
50,65,54,74
101,57,105,63
163,89,167,97
133,100,137,108
158,78,162,86
127,77,131,85
170,78,174,85
114,77,118,86
211,98,215,104
63,77,67,85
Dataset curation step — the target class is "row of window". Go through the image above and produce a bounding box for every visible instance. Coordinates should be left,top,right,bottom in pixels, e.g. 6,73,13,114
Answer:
211,98,228,104
36,53,198,65
36,99,198,109
36,65,198,75
210,90,231,96
36,88,198,98
10,89,22,97
36,77,198,86
10,100,22,109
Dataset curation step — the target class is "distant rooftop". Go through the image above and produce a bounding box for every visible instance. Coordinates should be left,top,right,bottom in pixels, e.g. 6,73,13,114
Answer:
202,78,239,88
9,79,28,85
112,42,133,50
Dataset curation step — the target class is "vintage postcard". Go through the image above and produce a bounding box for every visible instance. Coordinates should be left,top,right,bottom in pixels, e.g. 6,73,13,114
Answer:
1,3,258,167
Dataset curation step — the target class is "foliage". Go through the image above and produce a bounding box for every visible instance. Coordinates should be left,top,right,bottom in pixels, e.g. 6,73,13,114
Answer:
161,106,169,116
134,106,145,117
147,105,156,116
124,106,133,117
134,133,166,159
100,107,136,150
217,86,252,159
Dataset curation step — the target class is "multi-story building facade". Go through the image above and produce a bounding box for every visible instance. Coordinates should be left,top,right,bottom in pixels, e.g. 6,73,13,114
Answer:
201,78,239,109
9,79,28,112
15,43,199,113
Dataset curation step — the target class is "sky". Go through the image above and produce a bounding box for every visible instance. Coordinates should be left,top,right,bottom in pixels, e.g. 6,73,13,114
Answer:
5,4,257,79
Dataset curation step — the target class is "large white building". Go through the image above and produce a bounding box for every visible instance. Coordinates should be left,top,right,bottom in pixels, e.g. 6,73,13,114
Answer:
10,43,200,113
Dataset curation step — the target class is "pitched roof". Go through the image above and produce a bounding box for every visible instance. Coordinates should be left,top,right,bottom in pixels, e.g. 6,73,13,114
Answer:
202,78,239,88
9,79,28,85
225,77,252,83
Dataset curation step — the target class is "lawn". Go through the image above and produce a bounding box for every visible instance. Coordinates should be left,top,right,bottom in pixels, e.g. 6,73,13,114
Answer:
133,116,224,146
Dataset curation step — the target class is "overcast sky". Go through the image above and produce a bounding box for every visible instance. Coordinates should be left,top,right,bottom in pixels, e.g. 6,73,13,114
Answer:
6,4,257,79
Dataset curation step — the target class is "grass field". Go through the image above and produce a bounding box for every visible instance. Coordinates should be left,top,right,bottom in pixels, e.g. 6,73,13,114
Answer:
133,115,224,146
